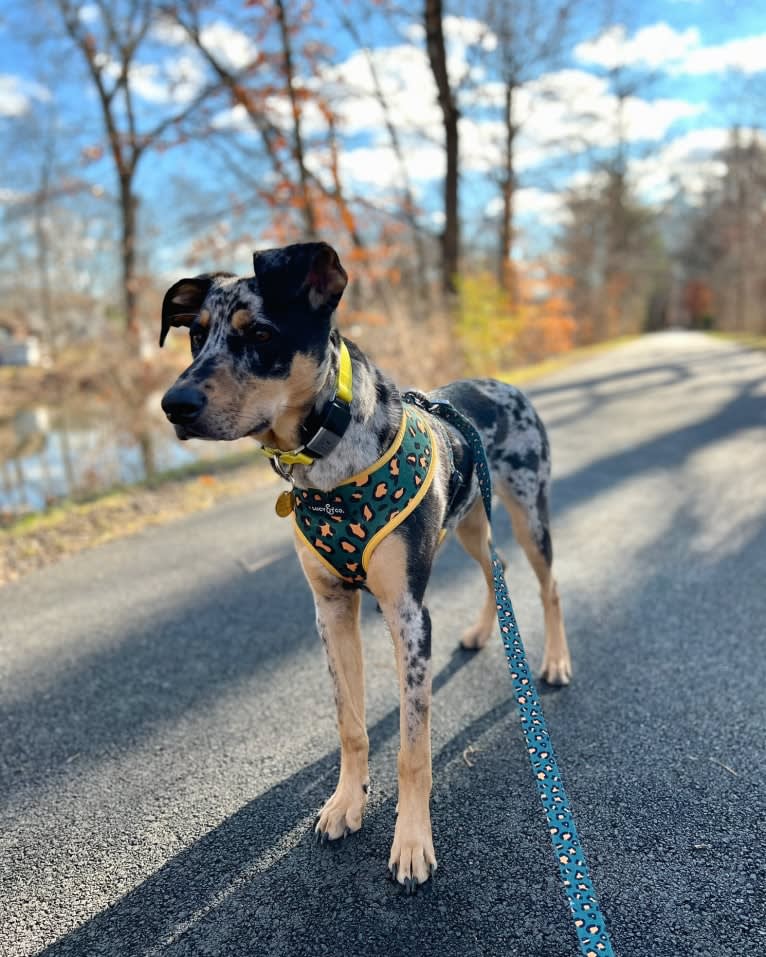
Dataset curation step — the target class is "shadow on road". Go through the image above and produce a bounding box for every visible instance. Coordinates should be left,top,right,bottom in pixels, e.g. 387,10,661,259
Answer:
528,344,762,432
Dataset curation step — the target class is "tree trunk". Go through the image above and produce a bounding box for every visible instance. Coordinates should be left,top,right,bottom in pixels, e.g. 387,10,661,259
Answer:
499,80,517,302
424,0,459,297
33,201,55,357
119,173,139,340
274,0,317,238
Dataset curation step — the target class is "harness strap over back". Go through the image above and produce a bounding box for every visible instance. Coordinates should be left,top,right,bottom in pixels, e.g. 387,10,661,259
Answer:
402,390,615,957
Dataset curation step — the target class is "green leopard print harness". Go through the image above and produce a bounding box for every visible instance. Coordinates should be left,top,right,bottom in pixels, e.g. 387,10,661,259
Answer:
293,403,437,584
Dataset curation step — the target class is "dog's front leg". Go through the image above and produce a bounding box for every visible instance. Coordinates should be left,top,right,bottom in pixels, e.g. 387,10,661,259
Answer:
368,536,437,890
297,545,369,840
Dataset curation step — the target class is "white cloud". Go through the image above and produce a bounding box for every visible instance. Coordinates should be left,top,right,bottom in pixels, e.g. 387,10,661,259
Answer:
0,74,50,117
486,188,565,225
78,3,99,23
151,16,189,47
198,21,258,72
512,70,703,159
443,15,497,53
576,23,700,70
309,141,446,190
0,186,26,205
94,53,206,106
210,103,254,133
310,40,703,202
631,128,733,204
323,43,441,142
577,21,766,77
676,34,766,75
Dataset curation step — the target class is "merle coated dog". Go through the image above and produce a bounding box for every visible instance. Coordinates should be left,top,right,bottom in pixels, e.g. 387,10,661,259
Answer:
160,242,571,891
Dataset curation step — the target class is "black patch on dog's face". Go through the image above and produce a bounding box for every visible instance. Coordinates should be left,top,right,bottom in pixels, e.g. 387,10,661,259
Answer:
159,243,348,441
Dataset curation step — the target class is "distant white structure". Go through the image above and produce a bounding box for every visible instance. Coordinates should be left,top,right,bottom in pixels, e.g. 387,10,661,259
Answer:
0,334,45,367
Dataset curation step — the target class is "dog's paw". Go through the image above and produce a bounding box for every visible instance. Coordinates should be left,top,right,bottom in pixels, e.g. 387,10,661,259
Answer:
540,648,572,686
388,820,437,892
460,622,492,650
315,782,368,842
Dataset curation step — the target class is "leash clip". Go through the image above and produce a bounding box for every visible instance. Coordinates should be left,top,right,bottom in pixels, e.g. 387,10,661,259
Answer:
402,390,449,418
270,457,295,482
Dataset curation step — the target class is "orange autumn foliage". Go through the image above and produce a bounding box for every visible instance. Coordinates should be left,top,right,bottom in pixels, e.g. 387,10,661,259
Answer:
683,279,714,324
458,263,576,372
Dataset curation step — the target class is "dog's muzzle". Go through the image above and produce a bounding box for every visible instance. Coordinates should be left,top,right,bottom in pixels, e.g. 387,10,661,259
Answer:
161,385,207,430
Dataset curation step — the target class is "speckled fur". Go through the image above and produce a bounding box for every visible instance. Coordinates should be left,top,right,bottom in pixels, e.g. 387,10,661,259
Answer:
160,242,570,891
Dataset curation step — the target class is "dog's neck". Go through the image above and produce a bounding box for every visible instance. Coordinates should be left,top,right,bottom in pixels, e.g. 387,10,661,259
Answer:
266,333,402,492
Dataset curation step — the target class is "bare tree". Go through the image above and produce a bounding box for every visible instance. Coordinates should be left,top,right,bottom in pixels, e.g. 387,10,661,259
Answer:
424,0,460,296
274,0,318,238
678,129,766,334
333,4,431,308
480,0,578,295
54,0,210,340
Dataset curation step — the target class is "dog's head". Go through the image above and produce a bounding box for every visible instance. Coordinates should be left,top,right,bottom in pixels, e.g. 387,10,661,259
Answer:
159,242,347,442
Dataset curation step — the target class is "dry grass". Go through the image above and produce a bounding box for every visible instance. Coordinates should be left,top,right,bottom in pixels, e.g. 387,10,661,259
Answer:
341,306,464,389
708,331,766,352
0,456,277,586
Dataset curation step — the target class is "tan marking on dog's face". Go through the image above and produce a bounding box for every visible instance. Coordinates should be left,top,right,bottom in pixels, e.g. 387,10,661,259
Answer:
254,352,325,448
198,309,210,329
175,350,325,444
231,308,251,332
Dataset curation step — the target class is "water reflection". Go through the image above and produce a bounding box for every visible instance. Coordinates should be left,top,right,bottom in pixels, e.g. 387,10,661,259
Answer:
0,395,253,517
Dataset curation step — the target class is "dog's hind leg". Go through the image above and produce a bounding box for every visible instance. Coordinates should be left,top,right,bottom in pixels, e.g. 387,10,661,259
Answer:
367,534,437,890
455,496,499,650
296,544,369,840
497,484,572,685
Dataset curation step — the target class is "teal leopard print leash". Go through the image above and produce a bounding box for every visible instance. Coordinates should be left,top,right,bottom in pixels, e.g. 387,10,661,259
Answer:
403,392,615,957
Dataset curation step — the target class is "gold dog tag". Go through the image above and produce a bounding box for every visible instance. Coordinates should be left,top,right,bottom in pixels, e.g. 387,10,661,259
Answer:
275,489,295,517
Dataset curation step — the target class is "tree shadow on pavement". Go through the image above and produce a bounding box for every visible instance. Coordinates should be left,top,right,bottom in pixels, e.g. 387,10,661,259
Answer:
528,344,761,432
550,368,765,512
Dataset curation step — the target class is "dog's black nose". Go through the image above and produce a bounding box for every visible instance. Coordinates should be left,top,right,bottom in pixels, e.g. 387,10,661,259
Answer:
161,385,207,424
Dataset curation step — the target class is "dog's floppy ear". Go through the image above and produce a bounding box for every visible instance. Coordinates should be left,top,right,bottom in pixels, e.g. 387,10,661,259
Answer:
252,242,347,314
159,276,213,347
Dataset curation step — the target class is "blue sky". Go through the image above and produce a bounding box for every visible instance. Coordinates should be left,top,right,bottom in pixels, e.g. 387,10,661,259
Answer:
1,0,765,278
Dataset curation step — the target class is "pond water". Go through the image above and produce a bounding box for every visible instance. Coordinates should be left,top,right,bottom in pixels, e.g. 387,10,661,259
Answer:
0,394,254,517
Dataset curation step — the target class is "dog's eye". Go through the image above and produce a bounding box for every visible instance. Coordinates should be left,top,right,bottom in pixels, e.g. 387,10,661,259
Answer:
252,328,272,343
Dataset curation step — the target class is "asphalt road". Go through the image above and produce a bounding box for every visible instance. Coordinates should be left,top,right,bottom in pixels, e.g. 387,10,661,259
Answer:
2,331,765,957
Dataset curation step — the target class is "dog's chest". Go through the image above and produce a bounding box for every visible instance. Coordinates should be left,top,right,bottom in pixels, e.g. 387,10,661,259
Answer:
293,405,437,584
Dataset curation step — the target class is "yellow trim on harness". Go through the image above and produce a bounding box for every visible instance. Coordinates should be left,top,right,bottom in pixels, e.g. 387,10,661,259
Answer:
361,428,438,572
337,408,408,487
257,341,353,469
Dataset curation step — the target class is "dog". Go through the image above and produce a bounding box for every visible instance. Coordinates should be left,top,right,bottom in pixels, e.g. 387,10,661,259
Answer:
159,241,571,891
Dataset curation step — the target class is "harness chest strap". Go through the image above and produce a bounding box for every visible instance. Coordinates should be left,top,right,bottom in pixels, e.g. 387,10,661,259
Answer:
291,404,439,585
